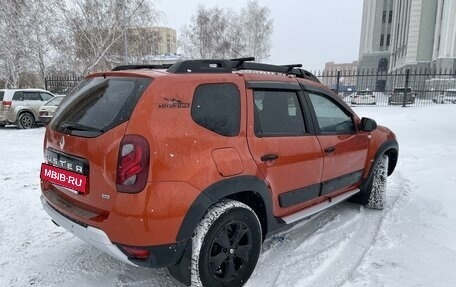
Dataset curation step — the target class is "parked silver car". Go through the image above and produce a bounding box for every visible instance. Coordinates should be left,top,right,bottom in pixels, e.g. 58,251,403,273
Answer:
0,89,55,128
388,87,416,105
432,89,456,104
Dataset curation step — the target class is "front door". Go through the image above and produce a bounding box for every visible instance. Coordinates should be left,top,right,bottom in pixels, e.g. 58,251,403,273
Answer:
305,91,370,196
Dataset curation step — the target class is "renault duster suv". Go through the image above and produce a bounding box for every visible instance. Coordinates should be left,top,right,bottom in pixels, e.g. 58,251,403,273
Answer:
40,58,398,287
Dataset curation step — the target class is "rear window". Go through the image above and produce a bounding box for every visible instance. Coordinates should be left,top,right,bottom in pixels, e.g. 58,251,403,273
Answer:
191,83,240,136
51,76,151,137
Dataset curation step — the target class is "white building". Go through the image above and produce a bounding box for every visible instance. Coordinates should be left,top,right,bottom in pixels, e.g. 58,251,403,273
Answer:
358,0,456,72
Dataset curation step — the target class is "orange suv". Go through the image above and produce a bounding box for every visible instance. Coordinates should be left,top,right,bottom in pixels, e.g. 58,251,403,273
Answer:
40,58,398,286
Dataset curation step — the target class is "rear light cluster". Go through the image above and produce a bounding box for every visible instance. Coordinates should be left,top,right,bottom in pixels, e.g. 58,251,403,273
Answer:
2,101,12,109
116,135,150,193
119,245,150,260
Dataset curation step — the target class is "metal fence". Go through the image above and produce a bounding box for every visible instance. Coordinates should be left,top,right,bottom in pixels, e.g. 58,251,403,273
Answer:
45,75,82,95
317,68,456,107
44,68,456,107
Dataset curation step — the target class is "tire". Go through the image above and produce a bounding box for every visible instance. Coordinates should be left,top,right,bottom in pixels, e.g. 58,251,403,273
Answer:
191,200,262,287
18,112,35,129
349,154,389,209
366,154,389,209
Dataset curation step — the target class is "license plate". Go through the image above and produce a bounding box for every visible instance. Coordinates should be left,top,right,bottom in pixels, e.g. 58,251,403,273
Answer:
41,163,87,193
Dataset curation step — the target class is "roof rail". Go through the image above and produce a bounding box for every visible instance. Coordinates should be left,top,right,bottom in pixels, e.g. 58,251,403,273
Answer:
112,58,320,83
112,64,173,71
233,61,319,83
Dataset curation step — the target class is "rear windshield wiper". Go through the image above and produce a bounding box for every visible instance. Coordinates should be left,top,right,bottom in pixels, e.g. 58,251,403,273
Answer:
60,122,104,133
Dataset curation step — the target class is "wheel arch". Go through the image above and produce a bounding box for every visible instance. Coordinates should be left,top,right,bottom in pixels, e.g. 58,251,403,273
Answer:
16,108,38,121
361,139,398,191
175,175,283,242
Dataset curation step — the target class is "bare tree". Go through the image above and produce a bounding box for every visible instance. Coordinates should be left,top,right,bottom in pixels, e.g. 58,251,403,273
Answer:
51,0,160,75
239,0,273,61
180,0,273,61
0,0,28,88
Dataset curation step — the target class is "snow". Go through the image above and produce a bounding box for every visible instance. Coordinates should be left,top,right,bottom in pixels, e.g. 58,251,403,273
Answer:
1,105,456,287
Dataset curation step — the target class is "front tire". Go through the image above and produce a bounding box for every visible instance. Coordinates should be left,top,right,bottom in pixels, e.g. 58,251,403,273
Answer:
366,154,389,209
349,154,389,209
18,112,35,129
191,200,262,287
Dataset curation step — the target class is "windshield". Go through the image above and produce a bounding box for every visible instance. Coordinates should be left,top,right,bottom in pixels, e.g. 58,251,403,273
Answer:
45,96,64,106
51,76,151,137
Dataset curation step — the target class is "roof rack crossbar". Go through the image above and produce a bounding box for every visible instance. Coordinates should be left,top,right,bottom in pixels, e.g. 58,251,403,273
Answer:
235,62,319,83
162,58,320,83
112,64,173,71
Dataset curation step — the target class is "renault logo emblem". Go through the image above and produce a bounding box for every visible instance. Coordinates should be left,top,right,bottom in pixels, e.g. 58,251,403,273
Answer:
59,136,65,150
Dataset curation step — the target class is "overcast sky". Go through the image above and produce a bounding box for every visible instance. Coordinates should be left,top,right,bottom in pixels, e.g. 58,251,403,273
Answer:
157,0,363,71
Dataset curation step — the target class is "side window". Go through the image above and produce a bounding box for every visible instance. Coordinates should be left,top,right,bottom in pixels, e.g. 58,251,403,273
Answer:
191,83,240,137
12,92,24,101
307,92,355,134
40,93,53,101
24,92,40,101
254,90,306,137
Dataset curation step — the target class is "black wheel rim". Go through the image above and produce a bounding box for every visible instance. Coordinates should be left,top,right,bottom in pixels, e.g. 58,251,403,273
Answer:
21,115,33,128
208,220,252,282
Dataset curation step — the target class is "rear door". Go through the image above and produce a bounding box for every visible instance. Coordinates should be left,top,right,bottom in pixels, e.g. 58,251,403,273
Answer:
246,81,324,217
303,89,370,196
24,91,44,117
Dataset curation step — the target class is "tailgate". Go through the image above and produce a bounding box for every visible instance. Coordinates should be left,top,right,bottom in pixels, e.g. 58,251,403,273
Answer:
41,75,152,215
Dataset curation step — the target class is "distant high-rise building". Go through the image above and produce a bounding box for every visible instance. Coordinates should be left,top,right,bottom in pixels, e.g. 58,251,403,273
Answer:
358,0,456,90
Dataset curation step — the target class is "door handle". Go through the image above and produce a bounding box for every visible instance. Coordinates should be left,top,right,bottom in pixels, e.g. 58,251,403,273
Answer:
324,147,336,153
261,154,279,162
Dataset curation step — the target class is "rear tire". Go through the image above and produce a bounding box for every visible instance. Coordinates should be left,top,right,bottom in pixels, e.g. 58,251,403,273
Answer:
191,200,262,287
18,112,35,129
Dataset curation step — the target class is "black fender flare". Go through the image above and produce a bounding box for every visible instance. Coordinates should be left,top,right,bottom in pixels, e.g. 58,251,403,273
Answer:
176,175,281,242
360,139,399,192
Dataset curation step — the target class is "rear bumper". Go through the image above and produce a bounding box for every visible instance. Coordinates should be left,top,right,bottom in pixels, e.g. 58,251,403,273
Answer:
41,193,190,268
40,194,137,267
39,116,52,124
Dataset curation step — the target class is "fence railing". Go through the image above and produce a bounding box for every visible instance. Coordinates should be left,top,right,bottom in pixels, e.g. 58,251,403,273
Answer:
44,75,82,95
316,68,456,107
45,68,456,107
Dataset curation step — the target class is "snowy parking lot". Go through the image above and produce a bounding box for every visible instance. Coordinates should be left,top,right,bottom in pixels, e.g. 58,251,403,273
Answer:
1,105,456,287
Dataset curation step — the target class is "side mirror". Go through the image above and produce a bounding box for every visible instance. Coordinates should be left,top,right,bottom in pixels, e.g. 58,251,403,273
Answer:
360,117,377,132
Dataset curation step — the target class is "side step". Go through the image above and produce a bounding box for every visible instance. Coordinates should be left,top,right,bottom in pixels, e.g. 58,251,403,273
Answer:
281,189,360,224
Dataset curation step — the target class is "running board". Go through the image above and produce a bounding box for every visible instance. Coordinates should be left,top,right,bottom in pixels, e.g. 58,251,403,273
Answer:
281,188,360,224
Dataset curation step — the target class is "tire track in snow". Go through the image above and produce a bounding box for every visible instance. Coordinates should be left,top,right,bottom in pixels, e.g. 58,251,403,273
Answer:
246,171,411,287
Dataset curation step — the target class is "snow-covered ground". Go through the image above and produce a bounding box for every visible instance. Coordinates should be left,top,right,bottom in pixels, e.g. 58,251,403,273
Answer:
1,105,455,287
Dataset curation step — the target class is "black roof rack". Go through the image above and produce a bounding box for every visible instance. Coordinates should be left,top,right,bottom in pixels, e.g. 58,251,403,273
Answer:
111,58,320,83
166,57,320,83
112,64,173,71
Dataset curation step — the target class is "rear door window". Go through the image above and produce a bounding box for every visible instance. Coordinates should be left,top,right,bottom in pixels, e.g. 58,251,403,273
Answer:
24,92,41,101
52,76,151,137
13,92,24,101
254,90,306,137
0,91,4,101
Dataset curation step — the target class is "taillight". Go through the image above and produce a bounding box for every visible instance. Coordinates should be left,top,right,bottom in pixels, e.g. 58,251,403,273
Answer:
119,245,150,260
116,135,150,193
2,101,12,109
